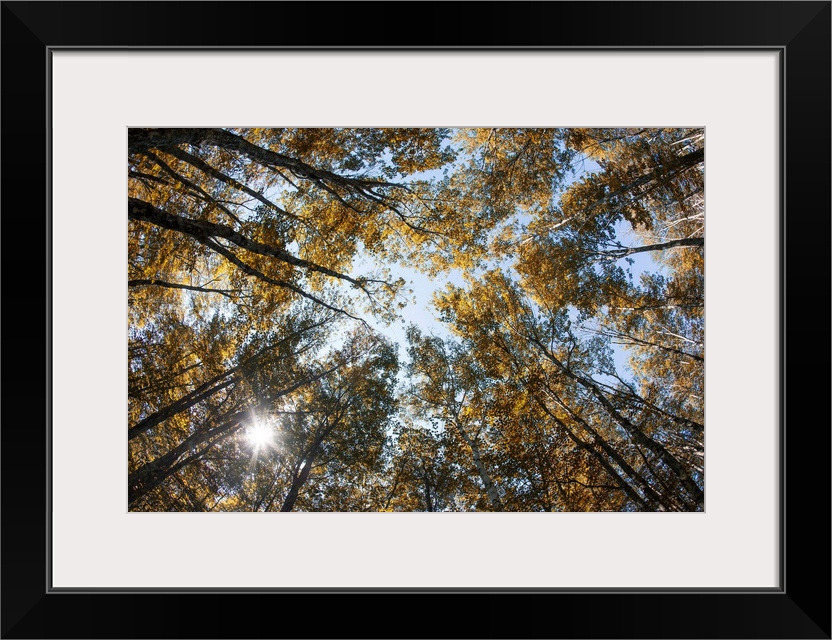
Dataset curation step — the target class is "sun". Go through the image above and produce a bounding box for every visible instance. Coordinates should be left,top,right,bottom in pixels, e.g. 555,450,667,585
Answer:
246,421,275,448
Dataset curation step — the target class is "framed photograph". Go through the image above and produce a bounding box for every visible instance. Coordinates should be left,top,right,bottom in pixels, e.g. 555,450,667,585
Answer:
2,2,829,638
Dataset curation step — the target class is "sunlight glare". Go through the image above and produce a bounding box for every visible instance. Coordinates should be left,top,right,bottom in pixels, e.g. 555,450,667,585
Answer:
246,421,275,448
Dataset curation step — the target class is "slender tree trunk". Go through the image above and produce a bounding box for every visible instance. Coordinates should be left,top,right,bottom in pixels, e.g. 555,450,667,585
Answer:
129,279,239,297
604,147,704,204
129,374,239,440
599,327,703,362
279,455,316,512
423,477,435,512
454,420,503,511
383,459,408,511
279,413,343,512
599,236,703,259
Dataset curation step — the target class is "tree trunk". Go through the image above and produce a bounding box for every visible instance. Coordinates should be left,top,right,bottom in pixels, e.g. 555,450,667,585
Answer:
600,236,703,259
454,420,503,511
279,456,316,512
279,413,343,512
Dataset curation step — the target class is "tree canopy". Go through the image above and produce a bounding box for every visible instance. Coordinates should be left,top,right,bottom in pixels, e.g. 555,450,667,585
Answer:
128,127,704,512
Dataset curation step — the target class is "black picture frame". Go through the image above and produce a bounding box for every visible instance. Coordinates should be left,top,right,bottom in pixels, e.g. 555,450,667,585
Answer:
2,2,829,638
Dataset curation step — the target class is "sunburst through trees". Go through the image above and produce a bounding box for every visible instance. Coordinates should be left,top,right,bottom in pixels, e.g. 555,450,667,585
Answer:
128,127,704,512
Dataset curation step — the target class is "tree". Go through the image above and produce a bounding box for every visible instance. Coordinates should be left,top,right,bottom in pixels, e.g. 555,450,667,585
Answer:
214,329,399,513
380,423,465,512
404,327,504,511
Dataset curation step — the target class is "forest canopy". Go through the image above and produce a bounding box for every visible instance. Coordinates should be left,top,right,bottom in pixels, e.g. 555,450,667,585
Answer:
128,127,704,512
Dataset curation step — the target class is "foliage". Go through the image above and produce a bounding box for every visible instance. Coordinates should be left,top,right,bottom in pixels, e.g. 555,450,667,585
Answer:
128,127,704,511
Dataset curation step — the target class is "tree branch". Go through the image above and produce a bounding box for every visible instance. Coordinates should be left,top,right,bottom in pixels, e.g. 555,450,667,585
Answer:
128,278,240,298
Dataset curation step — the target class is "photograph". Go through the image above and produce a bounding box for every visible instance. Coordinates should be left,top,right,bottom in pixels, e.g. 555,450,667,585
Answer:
128,127,705,513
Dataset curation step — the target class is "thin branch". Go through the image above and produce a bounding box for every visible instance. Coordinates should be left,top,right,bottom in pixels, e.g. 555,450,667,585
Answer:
128,278,240,298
